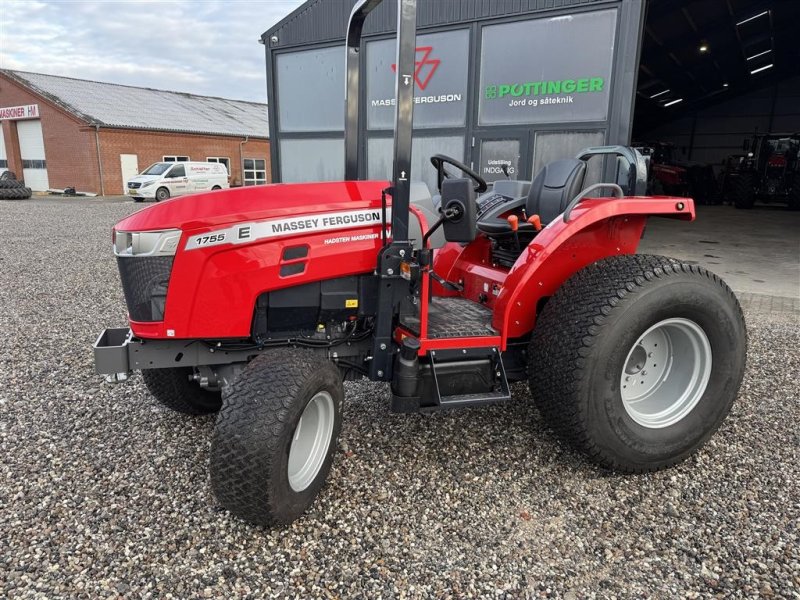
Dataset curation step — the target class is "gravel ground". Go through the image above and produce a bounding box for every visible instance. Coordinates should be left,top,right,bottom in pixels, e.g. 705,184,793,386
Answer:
1,197,798,599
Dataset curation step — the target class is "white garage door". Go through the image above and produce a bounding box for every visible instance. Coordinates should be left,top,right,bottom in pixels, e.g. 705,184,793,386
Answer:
119,154,139,193
18,119,49,191
0,128,6,175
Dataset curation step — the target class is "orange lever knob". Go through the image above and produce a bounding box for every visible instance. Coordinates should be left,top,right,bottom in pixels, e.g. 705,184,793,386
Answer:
507,214,519,232
527,214,542,231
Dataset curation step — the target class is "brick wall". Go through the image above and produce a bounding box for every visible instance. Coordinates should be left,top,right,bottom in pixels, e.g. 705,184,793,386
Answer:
98,129,270,194
0,73,100,192
1,71,271,195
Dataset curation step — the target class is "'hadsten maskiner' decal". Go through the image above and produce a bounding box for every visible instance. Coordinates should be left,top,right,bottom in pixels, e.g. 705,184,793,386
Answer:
184,208,390,251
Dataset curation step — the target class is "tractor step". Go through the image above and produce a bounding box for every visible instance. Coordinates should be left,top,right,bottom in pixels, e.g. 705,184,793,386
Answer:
391,345,511,413
434,390,511,409
429,347,511,408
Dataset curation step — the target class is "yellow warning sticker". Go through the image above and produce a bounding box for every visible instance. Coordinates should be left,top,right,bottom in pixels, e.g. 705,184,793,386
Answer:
345,299,359,308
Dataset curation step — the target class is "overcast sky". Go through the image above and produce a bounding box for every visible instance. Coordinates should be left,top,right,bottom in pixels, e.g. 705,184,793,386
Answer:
1,0,307,103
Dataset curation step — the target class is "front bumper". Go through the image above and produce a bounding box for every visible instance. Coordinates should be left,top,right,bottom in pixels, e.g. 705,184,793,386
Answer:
93,328,255,381
127,187,156,198
93,328,134,382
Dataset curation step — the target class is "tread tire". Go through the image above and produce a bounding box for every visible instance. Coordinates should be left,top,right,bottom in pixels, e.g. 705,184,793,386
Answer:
0,186,30,200
210,349,343,526
730,173,755,209
155,187,169,202
142,367,222,415
529,254,746,473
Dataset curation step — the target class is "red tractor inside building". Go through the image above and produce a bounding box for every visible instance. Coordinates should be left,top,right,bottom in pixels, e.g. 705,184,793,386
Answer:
94,0,746,526
724,133,800,209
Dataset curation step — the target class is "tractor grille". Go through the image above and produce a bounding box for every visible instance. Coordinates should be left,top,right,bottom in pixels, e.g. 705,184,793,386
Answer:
116,256,174,322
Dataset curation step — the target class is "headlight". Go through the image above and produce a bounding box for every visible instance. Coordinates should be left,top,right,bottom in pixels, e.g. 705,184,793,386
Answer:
140,181,156,188
114,229,181,257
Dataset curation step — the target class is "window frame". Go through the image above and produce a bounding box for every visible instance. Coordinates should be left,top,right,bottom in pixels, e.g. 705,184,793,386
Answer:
22,159,47,169
206,157,231,172
163,155,189,162
243,158,267,186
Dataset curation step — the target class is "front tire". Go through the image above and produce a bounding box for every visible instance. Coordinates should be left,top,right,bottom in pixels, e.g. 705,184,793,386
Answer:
210,349,344,526
142,368,222,415
730,173,755,209
529,254,746,472
155,187,170,202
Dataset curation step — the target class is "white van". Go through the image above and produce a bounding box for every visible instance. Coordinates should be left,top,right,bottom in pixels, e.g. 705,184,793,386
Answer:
126,161,229,202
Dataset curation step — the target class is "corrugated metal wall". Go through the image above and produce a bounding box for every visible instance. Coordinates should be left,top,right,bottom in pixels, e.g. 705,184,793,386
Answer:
265,0,610,47
639,75,800,170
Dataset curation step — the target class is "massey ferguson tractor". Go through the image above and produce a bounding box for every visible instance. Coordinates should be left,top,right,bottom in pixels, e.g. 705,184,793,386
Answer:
93,0,746,526
724,133,800,210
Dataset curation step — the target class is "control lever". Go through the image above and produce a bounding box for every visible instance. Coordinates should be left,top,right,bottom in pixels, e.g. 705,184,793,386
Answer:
527,214,542,232
507,215,520,251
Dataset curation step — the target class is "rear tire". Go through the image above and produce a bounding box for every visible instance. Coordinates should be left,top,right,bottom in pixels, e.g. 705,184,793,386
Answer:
142,368,222,415
0,186,30,200
155,187,170,202
210,349,343,526
529,254,746,473
730,173,755,209
211,185,221,190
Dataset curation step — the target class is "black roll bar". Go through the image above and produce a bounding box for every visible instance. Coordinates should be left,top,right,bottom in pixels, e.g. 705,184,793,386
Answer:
344,0,417,243
344,0,381,182
576,145,648,196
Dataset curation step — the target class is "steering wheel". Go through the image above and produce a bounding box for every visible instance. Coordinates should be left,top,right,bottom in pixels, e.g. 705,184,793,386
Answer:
430,154,488,194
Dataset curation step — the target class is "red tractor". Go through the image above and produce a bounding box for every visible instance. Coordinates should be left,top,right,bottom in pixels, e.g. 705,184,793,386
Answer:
94,0,746,526
724,133,800,210
634,142,717,204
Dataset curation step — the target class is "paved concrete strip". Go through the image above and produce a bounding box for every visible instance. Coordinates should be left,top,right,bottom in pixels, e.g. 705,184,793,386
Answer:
639,204,800,299
736,291,800,316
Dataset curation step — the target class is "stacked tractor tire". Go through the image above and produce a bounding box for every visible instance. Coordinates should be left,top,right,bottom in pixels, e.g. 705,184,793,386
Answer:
0,172,32,200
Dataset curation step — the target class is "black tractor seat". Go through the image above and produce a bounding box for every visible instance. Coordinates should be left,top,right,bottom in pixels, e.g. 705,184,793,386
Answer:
477,158,587,236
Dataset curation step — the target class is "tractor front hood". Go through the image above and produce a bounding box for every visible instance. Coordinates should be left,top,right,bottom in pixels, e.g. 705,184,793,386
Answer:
115,180,389,234
113,180,393,340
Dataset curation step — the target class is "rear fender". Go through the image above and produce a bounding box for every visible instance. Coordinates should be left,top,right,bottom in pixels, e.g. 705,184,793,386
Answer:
494,196,694,340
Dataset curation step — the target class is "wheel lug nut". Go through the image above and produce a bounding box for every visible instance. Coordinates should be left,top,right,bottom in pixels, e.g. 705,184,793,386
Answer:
642,370,647,376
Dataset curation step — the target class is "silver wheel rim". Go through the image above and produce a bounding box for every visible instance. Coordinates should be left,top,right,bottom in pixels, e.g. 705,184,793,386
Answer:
620,318,712,429
288,391,335,492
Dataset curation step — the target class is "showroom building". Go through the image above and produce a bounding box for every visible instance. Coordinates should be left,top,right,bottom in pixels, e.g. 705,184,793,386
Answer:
261,0,645,190
262,0,799,200
0,70,270,194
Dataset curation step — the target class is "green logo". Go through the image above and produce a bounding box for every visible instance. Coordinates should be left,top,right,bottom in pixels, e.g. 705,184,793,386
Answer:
484,77,605,100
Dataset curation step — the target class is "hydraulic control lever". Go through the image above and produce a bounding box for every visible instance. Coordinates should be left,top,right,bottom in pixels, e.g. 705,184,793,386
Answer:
507,214,520,251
